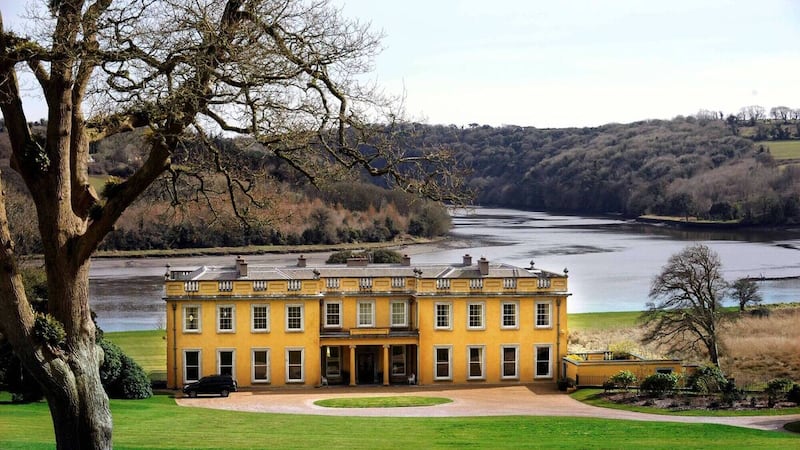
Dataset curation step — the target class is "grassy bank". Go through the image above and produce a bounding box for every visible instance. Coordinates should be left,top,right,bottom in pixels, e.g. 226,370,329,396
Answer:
1,394,798,449
106,330,166,380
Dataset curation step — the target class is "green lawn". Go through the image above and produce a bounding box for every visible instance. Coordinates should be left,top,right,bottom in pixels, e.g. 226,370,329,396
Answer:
572,389,800,417
567,310,641,330
765,140,800,160
105,330,166,380
314,396,452,408
1,394,797,449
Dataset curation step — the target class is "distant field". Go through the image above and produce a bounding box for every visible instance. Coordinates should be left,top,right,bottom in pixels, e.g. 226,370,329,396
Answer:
765,140,800,160
568,311,640,330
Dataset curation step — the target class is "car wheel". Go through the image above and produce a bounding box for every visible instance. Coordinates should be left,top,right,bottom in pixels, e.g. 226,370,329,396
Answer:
220,390,229,397
188,391,197,398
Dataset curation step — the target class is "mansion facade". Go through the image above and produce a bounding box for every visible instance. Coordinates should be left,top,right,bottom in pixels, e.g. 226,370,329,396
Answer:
164,254,570,388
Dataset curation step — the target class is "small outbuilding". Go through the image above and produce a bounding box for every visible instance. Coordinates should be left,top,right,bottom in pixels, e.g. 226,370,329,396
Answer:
563,350,697,387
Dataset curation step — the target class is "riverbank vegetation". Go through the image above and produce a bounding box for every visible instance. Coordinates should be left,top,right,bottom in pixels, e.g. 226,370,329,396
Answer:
1,393,798,449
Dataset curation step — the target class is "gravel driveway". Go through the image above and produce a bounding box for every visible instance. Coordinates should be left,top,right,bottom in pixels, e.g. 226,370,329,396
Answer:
175,384,800,432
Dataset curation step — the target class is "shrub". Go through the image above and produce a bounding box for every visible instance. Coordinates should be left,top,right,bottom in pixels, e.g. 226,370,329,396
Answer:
99,338,123,385
106,353,152,399
788,384,800,404
640,373,679,397
326,250,355,264
608,370,638,391
766,378,794,406
686,365,727,394
33,313,66,349
369,249,404,263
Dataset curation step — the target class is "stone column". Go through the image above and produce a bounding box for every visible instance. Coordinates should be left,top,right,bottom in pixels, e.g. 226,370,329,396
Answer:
349,345,357,386
383,345,390,386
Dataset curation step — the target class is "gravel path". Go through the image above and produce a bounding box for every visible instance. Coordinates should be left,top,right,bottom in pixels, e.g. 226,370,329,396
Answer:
175,384,800,432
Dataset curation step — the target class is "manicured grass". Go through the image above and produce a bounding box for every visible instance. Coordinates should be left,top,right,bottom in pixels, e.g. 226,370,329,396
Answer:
568,310,641,330
765,140,800,160
785,421,800,433
1,394,798,449
314,396,452,408
572,389,800,417
88,175,108,193
105,330,166,379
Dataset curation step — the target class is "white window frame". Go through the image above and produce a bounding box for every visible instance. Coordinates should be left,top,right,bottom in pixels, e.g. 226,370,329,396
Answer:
390,301,408,327
183,305,201,333
183,349,201,383
501,345,520,380
467,302,485,330
217,305,235,333
217,348,236,378
285,304,304,332
324,301,342,328
535,344,553,378
535,301,552,328
433,345,453,381
357,300,375,327
467,345,485,380
251,348,270,383
391,345,406,376
501,302,519,329
434,302,452,330
251,304,270,333
285,348,305,383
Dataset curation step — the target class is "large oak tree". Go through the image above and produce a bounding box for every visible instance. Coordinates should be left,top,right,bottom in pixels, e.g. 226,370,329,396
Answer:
0,1,464,448
641,244,728,367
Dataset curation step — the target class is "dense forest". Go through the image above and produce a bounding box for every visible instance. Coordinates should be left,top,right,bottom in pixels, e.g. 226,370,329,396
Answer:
405,114,800,224
3,110,799,254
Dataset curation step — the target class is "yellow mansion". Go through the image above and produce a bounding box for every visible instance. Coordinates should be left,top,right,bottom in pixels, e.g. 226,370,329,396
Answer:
164,254,570,388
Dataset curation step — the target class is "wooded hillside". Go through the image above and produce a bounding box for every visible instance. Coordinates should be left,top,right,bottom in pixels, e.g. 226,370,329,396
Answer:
408,116,800,224
0,129,450,254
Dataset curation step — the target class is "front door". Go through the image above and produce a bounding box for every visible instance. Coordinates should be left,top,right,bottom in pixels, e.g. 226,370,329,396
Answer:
356,347,377,384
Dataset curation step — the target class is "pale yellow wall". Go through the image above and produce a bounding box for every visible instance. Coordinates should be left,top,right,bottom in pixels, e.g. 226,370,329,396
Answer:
564,360,685,386
416,294,568,385
166,296,321,388
166,273,569,388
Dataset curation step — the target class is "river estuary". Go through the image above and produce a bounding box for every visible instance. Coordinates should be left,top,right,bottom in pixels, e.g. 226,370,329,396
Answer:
89,207,800,331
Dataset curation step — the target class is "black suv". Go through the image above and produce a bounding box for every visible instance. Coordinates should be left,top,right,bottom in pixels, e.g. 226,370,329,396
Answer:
183,375,238,398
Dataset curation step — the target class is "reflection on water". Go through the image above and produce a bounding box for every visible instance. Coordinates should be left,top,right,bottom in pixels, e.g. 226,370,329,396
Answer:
90,207,800,331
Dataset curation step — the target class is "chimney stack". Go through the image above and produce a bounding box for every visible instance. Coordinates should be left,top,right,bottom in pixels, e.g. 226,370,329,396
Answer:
297,255,307,268
402,254,411,266
463,254,472,266
478,257,489,276
346,256,368,267
236,256,248,278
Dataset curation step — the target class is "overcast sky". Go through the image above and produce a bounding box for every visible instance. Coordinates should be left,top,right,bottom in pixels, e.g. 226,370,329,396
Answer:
3,1,800,128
